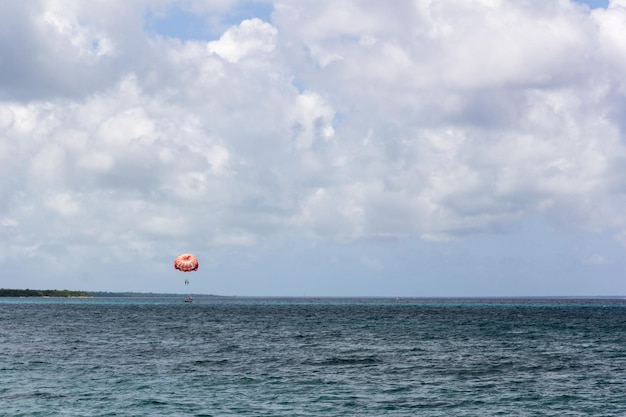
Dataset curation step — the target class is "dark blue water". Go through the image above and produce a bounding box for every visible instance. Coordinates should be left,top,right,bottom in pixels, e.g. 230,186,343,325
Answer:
1,297,626,416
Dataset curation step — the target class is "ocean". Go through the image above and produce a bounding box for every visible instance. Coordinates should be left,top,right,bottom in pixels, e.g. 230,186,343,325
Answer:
1,297,625,416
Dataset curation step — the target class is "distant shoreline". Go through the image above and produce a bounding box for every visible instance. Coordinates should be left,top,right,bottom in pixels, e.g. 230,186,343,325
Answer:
0,289,93,298
0,289,222,298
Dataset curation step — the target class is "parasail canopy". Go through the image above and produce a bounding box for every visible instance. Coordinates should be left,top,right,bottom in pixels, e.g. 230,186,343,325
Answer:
174,253,199,272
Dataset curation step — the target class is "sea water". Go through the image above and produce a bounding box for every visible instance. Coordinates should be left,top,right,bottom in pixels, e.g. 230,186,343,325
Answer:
1,297,625,416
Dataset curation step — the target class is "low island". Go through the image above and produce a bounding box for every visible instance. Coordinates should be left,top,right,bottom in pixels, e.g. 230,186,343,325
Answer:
0,289,222,299
0,288,92,298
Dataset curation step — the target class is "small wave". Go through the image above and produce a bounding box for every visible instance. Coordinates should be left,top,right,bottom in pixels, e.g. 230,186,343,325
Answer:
192,359,229,365
311,356,382,366
0,390,63,400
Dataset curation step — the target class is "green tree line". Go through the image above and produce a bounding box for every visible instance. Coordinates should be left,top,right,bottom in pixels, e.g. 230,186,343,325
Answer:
0,288,92,297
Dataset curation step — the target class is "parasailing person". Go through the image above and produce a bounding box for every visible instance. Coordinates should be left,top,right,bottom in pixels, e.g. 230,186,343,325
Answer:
174,253,198,302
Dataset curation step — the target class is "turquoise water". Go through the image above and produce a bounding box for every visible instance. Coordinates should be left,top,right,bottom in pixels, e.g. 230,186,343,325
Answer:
1,297,626,416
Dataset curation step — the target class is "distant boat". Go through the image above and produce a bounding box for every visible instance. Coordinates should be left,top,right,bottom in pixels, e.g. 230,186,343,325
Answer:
184,296,193,303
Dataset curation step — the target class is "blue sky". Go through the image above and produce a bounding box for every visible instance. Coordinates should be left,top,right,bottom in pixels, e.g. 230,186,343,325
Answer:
580,0,610,7
1,0,625,297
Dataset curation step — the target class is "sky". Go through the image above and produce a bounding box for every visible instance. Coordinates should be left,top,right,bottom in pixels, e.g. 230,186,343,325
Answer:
1,0,625,297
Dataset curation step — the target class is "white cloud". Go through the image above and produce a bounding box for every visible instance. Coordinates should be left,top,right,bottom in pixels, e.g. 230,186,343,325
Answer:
95,107,156,147
592,0,626,74
290,91,335,149
206,144,230,174
44,192,82,216
1,218,18,227
207,18,277,63
41,9,115,59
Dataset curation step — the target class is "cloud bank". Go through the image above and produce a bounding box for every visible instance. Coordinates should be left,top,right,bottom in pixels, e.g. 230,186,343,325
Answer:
1,0,625,292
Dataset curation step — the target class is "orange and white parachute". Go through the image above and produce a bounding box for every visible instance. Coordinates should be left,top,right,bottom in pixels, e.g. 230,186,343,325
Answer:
174,254,199,272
